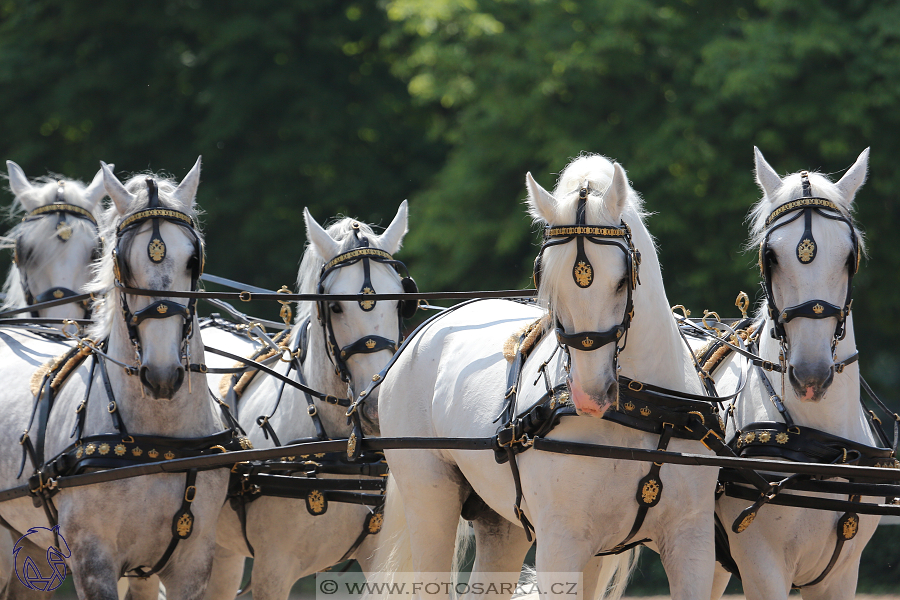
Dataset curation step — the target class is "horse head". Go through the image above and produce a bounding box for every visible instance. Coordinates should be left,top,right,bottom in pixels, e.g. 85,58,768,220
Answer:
528,157,641,416
753,147,868,402
301,201,411,431
4,161,108,320
94,158,205,400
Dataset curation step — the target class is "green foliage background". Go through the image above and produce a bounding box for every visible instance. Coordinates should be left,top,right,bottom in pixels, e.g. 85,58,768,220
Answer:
1,0,898,592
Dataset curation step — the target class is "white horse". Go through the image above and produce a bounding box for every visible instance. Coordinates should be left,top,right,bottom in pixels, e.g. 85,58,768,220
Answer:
0,158,234,600
372,154,720,600
3,161,108,320
205,204,411,600
709,148,885,599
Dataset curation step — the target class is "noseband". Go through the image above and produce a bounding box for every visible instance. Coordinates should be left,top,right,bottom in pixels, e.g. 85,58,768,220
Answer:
533,183,641,361
112,179,205,375
316,223,418,383
16,181,98,318
758,171,859,354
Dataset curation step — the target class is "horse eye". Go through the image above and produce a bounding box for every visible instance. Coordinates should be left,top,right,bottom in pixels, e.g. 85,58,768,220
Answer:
329,302,343,314
616,277,627,292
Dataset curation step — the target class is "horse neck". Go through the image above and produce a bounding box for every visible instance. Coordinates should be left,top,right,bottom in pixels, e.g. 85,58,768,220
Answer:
617,223,698,393
755,310,870,441
103,311,220,437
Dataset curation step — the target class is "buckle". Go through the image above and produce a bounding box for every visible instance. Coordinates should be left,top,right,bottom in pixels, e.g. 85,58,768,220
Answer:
239,291,252,302
184,485,197,502
700,429,724,450
628,380,644,393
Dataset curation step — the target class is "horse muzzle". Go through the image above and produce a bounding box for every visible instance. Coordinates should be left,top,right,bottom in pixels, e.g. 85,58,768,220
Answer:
787,362,835,402
140,364,185,399
567,376,617,417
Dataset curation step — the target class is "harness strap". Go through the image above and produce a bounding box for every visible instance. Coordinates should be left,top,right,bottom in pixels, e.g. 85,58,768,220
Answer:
125,469,198,579
795,498,860,588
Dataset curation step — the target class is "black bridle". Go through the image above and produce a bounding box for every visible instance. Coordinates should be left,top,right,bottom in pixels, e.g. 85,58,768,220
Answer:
758,171,860,356
112,179,205,376
533,183,641,365
315,223,419,383
15,181,98,318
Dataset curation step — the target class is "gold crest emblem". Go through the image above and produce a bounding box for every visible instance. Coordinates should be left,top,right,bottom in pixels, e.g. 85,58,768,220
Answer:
98,443,110,455
736,512,756,533
164,451,175,460
775,432,789,444
798,239,815,262
148,238,166,263
56,222,73,241
132,447,143,457
176,514,192,537
758,432,771,443
114,444,126,456
148,449,159,459
368,512,384,534
574,261,593,287
347,432,357,458
85,443,96,455
842,515,859,539
156,304,168,314
639,407,651,417
365,339,376,349
53,289,65,299
581,338,594,348
239,437,253,450
641,479,660,504
812,303,824,314
307,490,326,514
624,401,635,411
360,287,376,311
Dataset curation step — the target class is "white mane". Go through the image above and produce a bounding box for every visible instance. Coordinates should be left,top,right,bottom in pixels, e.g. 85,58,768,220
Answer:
294,217,388,324
1,176,99,310
532,154,651,320
86,175,204,339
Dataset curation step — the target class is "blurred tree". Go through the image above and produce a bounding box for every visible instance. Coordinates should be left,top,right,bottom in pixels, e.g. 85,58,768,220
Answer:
380,0,900,409
0,0,446,294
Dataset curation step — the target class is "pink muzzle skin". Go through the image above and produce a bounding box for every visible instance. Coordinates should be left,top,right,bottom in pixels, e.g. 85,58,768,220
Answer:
567,376,612,417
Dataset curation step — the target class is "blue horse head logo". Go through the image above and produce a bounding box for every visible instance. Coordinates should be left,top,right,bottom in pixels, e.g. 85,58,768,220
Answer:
13,525,70,592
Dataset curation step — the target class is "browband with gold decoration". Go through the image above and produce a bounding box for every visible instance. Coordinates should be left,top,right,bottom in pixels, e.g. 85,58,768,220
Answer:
24,203,97,224
545,225,627,239
117,208,196,233
764,197,842,227
322,247,394,272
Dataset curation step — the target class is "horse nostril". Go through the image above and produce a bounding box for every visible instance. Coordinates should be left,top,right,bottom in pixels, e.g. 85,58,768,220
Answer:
606,380,618,401
139,366,151,391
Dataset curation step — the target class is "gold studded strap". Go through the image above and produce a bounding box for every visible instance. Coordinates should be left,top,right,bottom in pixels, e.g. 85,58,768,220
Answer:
24,203,97,224
117,207,196,233
764,197,842,227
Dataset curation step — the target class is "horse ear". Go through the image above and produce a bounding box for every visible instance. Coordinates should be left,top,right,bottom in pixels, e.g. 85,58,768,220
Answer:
304,207,340,259
835,147,869,205
6,160,39,211
526,172,558,224
378,200,408,255
754,146,782,198
83,164,112,209
101,161,135,216
605,163,630,221
172,156,201,211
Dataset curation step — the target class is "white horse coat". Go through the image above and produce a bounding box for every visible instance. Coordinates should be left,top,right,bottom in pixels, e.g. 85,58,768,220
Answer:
0,159,231,600
205,204,410,600
709,148,882,600
372,155,720,600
